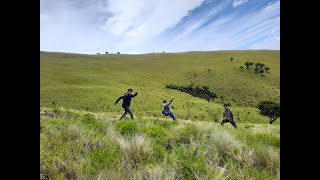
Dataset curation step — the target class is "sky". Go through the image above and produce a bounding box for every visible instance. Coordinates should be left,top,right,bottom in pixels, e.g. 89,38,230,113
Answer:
40,0,280,54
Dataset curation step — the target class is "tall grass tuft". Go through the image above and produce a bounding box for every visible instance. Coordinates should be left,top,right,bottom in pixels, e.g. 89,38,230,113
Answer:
208,130,242,156
118,134,153,165
254,145,280,176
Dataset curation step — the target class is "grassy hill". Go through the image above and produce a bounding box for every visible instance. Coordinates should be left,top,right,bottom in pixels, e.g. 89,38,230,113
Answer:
40,50,279,123
40,50,280,179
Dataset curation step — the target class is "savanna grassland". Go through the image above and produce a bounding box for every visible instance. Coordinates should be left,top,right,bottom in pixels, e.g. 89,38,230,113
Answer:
40,50,280,179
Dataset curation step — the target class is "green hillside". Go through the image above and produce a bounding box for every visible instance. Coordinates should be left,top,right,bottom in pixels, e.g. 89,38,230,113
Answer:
40,50,279,123
40,50,280,179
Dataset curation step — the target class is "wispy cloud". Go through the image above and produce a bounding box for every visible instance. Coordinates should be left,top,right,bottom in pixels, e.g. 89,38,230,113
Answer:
40,0,280,54
233,0,249,8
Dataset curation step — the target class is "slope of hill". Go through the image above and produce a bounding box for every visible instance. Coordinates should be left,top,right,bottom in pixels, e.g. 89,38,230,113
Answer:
40,50,280,179
40,109,279,179
40,50,279,123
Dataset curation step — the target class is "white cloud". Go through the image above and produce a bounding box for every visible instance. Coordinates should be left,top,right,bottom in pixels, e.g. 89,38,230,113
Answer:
233,0,248,8
103,0,204,41
40,0,279,53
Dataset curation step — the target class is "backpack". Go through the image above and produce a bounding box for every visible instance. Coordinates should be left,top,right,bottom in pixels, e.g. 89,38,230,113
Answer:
162,109,169,116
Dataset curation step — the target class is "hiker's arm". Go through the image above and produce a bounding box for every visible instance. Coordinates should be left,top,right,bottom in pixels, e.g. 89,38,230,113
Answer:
230,111,235,120
168,98,174,105
132,92,138,97
115,96,123,104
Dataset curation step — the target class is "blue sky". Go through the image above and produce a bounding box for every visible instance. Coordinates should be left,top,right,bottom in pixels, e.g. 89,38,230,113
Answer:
40,0,280,54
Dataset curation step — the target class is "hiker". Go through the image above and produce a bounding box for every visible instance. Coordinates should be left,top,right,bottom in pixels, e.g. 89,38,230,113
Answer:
220,103,237,128
115,88,138,120
162,97,176,120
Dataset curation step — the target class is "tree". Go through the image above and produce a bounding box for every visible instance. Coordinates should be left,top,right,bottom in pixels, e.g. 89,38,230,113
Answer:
245,62,252,69
240,66,244,71
265,67,270,73
257,101,280,124
255,63,261,68
254,67,260,74
245,62,250,69
230,57,234,62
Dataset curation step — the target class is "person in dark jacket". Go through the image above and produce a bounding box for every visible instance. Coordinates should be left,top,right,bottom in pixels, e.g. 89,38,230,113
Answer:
162,97,176,120
115,88,138,120
220,103,237,128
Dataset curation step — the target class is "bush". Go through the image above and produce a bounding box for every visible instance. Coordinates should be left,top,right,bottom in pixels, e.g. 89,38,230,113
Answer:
166,84,217,102
115,121,138,135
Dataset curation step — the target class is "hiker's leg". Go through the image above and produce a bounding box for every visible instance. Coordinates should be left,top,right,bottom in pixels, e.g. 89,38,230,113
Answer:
230,120,237,129
120,107,128,120
169,111,176,120
221,119,228,126
120,111,127,120
127,107,134,120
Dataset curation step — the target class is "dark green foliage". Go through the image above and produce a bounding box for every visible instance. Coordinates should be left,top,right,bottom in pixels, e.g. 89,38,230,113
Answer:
254,67,260,74
166,84,217,102
264,67,270,72
257,101,280,124
245,62,254,69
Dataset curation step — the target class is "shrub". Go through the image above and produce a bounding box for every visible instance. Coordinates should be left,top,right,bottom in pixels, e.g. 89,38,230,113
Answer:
165,84,217,102
115,120,138,135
